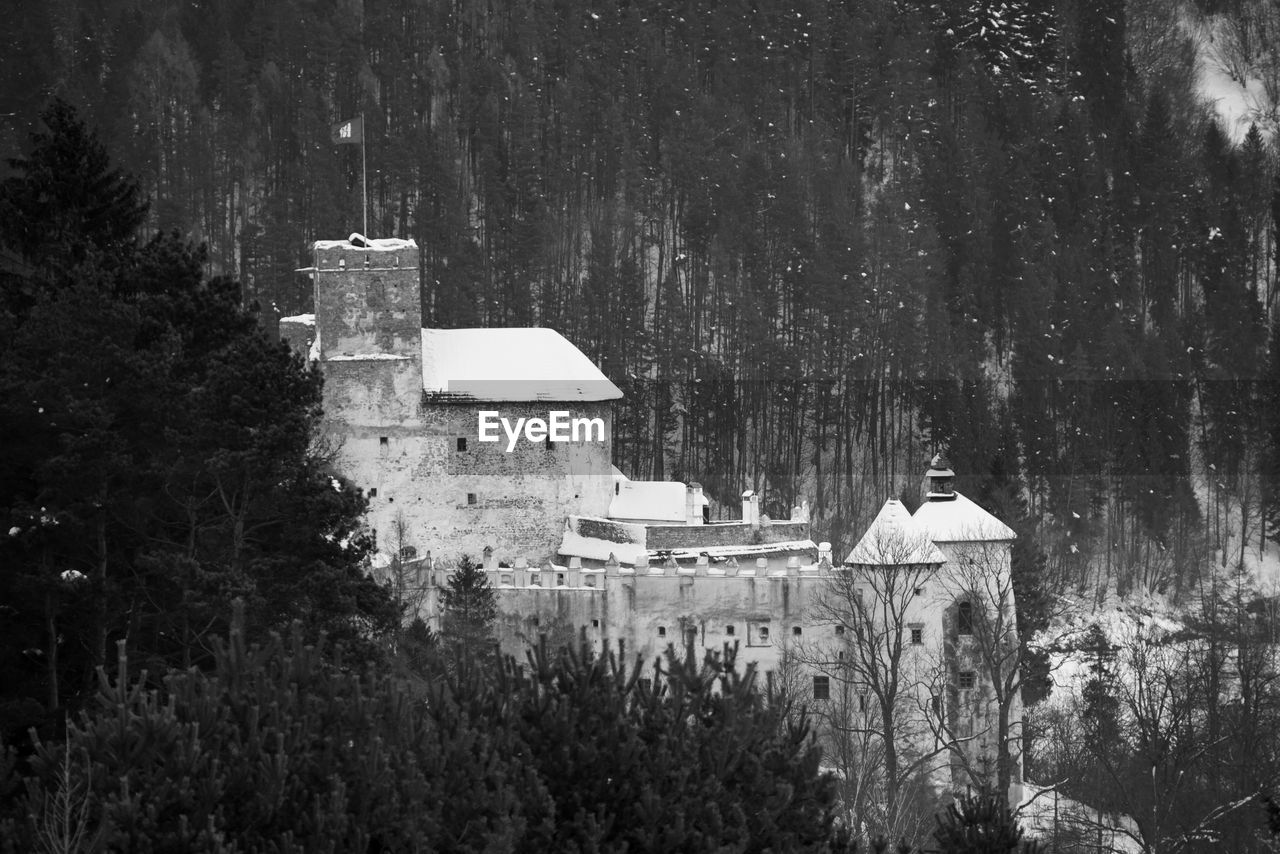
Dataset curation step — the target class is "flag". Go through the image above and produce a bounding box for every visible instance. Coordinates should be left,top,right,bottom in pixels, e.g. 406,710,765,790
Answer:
331,116,363,145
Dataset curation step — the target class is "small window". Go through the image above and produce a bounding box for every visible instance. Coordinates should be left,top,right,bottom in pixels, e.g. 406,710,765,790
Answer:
758,626,770,642
615,482,620,495
399,545,417,561
379,436,389,457
658,626,667,638
914,586,925,597
585,575,597,587
726,625,735,636
858,692,868,712
456,437,467,451
959,670,976,690
910,626,923,645
591,619,600,628
835,625,845,636
530,575,541,587
466,492,477,505
812,675,830,700
369,488,378,498
958,602,973,635
792,626,802,637
557,573,566,586
500,574,512,585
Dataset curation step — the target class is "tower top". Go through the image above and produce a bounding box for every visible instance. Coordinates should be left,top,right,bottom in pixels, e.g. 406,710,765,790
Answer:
925,452,956,501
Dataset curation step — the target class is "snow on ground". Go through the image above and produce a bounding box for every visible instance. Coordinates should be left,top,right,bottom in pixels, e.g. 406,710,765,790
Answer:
1040,588,1190,700
1187,10,1277,142
1016,783,1144,853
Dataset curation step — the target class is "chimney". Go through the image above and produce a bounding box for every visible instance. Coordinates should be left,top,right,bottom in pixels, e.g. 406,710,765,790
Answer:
741,490,760,527
686,482,706,526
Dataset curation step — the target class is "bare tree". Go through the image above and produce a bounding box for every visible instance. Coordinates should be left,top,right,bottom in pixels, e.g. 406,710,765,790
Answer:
797,501,953,842
936,533,1067,811
1056,618,1262,854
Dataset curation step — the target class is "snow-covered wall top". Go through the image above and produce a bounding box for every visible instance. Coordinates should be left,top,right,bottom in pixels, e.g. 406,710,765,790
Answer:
313,236,418,251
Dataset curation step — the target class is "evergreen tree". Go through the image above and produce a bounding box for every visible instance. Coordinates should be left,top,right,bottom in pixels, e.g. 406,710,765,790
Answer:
439,555,498,652
932,792,1043,853
0,100,397,737
0,97,148,314
2,618,854,853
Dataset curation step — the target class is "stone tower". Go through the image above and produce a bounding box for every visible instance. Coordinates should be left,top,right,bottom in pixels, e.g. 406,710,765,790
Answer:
312,237,422,426
912,453,1023,808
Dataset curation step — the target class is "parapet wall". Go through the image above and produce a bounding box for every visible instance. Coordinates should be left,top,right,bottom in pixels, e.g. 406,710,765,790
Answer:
646,519,811,550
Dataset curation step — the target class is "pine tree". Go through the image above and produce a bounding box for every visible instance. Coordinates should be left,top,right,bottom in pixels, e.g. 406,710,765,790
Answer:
439,555,498,652
0,101,398,733
932,792,1043,853
0,98,148,312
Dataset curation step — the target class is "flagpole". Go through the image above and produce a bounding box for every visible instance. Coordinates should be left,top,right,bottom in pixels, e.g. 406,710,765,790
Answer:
361,113,368,238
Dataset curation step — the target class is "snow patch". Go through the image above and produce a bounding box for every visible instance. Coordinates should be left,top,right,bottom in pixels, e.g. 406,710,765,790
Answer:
326,353,412,361
313,237,418,251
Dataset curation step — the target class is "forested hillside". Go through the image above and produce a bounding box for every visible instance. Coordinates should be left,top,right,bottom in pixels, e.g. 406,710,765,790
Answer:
5,0,1279,594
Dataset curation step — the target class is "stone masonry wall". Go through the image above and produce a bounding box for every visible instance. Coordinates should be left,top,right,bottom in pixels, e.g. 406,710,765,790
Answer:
646,519,811,550
348,401,615,566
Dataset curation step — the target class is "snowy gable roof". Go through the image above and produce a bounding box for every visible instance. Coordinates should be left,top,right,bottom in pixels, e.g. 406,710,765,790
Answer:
844,499,947,566
421,328,623,402
911,491,1016,543
609,480,688,522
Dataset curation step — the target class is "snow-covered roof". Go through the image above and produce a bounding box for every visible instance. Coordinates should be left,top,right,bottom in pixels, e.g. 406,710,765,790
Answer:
845,499,947,566
653,540,817,561
559,529,649,564
610,481,688,522
313,236,417,252
280,313,315,326
420,328,622,401
912,491,1016,542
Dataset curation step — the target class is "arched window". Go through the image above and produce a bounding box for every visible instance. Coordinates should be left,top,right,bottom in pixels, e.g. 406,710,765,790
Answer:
958,601,973,635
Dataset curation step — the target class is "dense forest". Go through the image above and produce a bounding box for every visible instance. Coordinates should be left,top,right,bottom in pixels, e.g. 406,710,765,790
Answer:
3,0,1279,593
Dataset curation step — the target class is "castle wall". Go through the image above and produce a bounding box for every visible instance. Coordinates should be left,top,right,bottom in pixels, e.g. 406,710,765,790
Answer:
477,563,832,677
646,519,810,550
352,402,614,564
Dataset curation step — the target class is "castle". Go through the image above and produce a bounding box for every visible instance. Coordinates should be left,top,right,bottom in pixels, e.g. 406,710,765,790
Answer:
281,235,1024,806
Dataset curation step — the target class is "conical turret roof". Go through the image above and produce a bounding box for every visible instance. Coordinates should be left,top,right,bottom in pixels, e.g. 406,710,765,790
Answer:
844,499,947,566
913,491,1016,542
